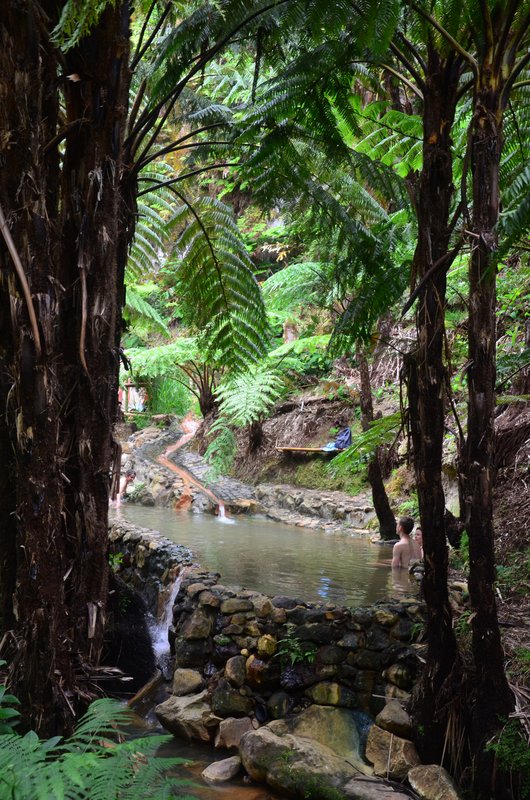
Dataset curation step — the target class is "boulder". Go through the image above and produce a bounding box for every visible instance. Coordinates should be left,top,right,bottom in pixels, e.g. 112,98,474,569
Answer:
383,663,414,691
174,636,211,668
365,725,420,780
268,704,370,774
172,668,204,696
214,716,253,749
239,726,356,797
373,608,399,627
245,654,280,688
220,598,254,614
375,700,414,739
155,691,220,742
257,634,277,657
225,655,247,688
407,765,463,800
181,608,213,639
253,596,273,618
305,681,357,708
343,777,412,799
211,679,254,717
267,691,290,719
202,756,242,783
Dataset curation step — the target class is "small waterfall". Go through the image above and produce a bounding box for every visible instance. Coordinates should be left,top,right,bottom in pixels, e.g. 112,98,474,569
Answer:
150,569,185,658
217,502,235,525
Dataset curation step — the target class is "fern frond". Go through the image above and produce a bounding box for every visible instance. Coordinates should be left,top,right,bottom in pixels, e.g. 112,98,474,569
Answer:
215,363,286,427
329,411,403,472
167,195,269,369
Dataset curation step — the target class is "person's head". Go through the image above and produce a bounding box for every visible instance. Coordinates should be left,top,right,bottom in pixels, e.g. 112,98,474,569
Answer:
125,469,136,483
397,516,414,537
415,527,423,544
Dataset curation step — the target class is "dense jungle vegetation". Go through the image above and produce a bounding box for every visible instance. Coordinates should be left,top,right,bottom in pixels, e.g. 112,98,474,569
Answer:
0,0,529,797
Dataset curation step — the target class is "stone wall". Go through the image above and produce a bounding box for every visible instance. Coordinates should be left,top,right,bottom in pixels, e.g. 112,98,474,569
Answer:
110,519,425,723
166,564,426,725
109,519,194,618
255,484,375,531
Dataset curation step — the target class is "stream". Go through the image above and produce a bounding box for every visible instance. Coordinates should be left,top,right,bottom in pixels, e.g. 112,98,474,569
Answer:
112,505,416,605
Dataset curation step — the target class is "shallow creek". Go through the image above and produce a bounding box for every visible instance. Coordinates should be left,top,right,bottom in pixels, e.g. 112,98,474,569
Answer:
113,505,416,605
113,505,416,798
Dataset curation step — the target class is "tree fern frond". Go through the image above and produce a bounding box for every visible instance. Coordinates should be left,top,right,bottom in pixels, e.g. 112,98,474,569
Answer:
329,411,403,472
167,195,269,369
215,363,286,427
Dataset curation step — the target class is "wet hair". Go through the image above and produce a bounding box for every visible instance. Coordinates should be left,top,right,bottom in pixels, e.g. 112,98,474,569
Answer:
398,516,415,535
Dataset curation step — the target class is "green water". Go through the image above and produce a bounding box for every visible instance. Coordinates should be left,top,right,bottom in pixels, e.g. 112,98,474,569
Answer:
113,505,415,606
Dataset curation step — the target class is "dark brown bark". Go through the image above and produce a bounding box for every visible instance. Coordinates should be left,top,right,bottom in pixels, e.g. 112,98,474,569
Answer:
0,3,131,734
464,58,513,757
357,347,396,540
406,46,461,763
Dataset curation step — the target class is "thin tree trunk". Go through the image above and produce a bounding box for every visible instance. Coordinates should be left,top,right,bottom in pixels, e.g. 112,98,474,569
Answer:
465,61,513,760
357,347,396,540
406,47,461,763
0,3,131,734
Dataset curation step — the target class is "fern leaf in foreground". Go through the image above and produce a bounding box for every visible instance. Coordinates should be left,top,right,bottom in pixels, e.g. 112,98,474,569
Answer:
0,698,196,800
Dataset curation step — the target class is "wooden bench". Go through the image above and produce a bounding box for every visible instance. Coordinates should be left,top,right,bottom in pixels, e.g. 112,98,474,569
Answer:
275,446,345,454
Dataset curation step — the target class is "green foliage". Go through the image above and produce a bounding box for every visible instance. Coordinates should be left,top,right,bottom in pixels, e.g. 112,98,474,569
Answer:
167,196,269,370
496,548,530,597
509,648,530,683
486,719,530,799
126,340,199,380
262,262,335,316
108,552,124,573
124,286,170,338
329,412,402,473
451,531,470,572
0,665,20,734
261,457,369,497
129,413,152,430
214,364,286,428
150,378,191,416
398,494,420,520
203,420,237,481
275,626,318,667
0,697,196,799
51,0,117,51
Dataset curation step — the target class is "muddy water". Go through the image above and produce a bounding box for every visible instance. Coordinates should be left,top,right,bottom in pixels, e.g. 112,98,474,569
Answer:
128,714,282,799
113,505,416,606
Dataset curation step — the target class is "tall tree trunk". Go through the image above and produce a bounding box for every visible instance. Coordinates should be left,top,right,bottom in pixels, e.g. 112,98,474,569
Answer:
0,2,131,735
465,58,513,763
406,47,461,763
357,347,396,540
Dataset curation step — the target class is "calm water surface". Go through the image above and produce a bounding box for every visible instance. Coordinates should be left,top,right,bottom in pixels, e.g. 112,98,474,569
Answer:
113,505,416,606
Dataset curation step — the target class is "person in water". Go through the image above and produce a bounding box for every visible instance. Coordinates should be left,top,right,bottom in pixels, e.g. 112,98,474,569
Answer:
392,516,422,568
414,526,424,558
116,469,136,506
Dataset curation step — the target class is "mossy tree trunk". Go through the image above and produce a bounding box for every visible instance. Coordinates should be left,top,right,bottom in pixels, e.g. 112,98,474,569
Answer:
0,2,131,735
